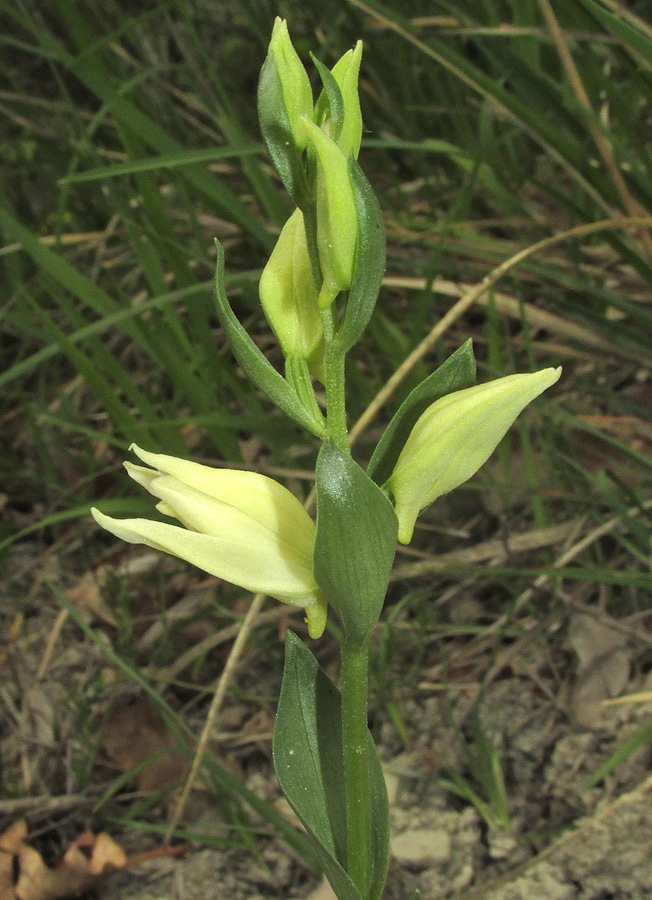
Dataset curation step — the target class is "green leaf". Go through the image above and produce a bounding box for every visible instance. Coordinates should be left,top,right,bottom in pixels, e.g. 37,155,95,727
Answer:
367,340,476,485
579,0,652,68
583,716,652,792
60,143,265,183
438,771,493,828
257,52,309,206
213,240,325,439
274,632,348,867
312,54,345,144
273,633,389,900
333,159,386,353
314,443,398,647
469,706,510,830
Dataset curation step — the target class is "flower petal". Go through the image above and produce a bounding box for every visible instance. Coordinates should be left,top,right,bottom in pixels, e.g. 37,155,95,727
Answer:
91,507,320,607
124,462,158,492
304,594,328,640
300,117,358,302
145,475,314,569
128,445,315,560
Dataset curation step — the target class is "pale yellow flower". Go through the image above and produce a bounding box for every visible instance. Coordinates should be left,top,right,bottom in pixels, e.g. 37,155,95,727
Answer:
387,368,562,544
259,208,323,361
92,445,326,638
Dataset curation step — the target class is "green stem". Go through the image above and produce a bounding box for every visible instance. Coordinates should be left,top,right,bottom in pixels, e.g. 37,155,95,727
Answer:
340,641,371,899
302,199,322,293
321,307,349,453
301,202,349,453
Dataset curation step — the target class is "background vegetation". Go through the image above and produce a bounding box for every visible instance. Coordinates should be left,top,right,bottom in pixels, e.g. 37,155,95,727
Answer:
1,0,651,879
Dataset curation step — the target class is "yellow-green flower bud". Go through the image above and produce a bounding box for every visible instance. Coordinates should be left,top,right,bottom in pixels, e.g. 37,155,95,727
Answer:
259,208,323,360
91,445,327,638
386,368,562,544
330,40,363,158
301,117,358,308
268,18,313,151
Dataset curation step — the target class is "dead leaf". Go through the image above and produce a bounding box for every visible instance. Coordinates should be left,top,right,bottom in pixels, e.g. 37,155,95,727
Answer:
100,697,188,792
0,821,126,900
569,613,627,672
0,821,27,899
67,553,164,629
66,570,117,628
571,648,631,730
569,614,631,729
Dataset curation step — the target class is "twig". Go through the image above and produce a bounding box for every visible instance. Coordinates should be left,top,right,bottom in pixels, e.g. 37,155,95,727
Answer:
36,608,68,680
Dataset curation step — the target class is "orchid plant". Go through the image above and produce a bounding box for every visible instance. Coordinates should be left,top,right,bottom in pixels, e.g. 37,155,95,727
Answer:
92,19,560,900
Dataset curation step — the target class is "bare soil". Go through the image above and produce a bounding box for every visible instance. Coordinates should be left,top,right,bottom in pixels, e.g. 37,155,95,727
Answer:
3,540,652,900
99,632,652,899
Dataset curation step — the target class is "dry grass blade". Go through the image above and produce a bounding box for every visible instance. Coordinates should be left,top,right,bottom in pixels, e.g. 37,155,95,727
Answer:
512,497,652,617
164,592,266,844
382,276,619,358
153,605,300,682
346,0,617,212
535,0,652,257
350,216,652,443
392,520,580,580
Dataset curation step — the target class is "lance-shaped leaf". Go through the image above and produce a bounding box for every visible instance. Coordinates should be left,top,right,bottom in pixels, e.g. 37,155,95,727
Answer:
332,159,386,353
214,239,325,439
314,43,363,159
312,54,345,146
274,632,389,900
367,340,477,485
314,442,398,648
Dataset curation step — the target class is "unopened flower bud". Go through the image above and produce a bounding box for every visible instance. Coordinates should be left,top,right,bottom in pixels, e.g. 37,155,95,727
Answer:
301,117,358,308
259,208,323,360
386,368,562,544
267,18,313,151
329,40,363,158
